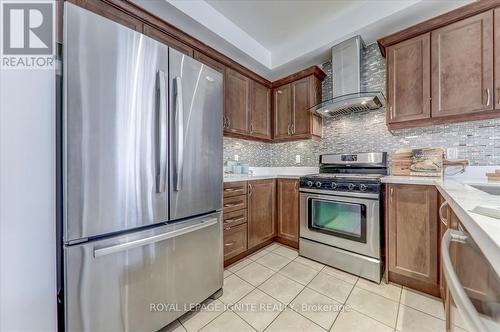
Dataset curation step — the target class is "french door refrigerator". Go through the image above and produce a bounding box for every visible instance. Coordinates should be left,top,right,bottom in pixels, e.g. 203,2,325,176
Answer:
62,3,223,331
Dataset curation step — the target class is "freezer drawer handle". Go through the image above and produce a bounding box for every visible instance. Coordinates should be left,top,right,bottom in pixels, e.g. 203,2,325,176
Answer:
174,76,184,191
441,229,487,332
93,218,218,258
156,70,167,193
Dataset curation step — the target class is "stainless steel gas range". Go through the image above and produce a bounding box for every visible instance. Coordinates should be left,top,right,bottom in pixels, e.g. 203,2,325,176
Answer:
299,152,387,283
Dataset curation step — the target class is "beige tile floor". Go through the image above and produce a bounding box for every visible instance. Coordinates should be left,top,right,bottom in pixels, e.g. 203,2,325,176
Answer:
161,243,446,332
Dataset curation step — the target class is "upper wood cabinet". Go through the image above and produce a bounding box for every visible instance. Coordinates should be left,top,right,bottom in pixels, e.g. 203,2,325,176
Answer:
249,81,272,139
273,73,323,142
276,179,299,247
387,33,430,123
224,68,250,135
247,180,276,249
494,8,500,108
380,3,500,129
142,24,193,56
431,11,494,117
387,184,439,297
274,84,293,139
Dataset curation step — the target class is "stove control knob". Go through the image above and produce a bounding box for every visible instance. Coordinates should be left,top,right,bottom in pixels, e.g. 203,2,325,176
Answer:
360,184,367,191
315,181,322,188
331,182,337,189
348,183,355,190
307,181,313,187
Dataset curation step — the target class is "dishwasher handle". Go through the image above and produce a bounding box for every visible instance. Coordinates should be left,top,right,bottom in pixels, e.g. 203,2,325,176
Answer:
94,218,218,258
441,229,487,332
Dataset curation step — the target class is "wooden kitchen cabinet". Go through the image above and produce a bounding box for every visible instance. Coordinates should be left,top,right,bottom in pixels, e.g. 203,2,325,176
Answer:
223,224,247,261
273,71,323,142
273,84,293,139
431,11,494,117
276,179,299,248
386,33,431,123
247,180,276,249
224,68,250,135
387,184,440,296
249,81,272,139
494,8,500,109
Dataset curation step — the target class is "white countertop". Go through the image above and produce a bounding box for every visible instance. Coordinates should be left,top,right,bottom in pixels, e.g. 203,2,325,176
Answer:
436,178,500,276
381,175,438,185
223,166,318,183
383,169,500,276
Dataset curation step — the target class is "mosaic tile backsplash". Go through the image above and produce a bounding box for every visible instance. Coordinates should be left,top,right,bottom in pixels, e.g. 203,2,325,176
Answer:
224,43,500,167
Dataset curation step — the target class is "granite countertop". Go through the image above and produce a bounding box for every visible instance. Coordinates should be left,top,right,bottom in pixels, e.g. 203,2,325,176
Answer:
383,174,500,276
223,174,303,182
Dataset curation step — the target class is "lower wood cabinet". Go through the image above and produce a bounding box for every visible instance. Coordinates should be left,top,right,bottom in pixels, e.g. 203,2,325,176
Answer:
276,179,299,247
387,184,440,296
247,179,276,249
223,223,247,261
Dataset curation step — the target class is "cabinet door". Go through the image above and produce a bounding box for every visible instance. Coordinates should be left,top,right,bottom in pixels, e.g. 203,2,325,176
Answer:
142,24,193,56
292,77,311,136
223,223,247,260
225,68,250,135
495,8,500,109
249,81,272,139
274,84,292,139
388,184,439,295
431,11,493,117
277,179,299,244
387,33,431,123
247,180,276,248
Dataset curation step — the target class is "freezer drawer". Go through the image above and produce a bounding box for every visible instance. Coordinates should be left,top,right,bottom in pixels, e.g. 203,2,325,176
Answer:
64,212,223,332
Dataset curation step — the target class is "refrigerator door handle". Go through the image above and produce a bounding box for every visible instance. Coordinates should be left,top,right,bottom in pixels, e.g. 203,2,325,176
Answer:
156,70,168,193
174,76,184,191
93,217,218,258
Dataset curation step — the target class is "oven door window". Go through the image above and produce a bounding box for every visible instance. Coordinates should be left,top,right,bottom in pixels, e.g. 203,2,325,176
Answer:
308,198,367,243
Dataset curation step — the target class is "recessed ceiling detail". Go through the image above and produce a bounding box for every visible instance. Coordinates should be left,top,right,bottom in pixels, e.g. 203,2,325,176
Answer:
134,0,472,80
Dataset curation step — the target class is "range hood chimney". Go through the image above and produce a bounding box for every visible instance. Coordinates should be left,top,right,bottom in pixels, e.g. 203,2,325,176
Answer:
310,35,385,117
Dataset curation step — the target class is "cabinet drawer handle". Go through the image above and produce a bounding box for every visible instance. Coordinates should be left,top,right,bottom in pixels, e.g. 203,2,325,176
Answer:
248,184,253,196
225,242,235,247
224,188,241,192
497,87,500,105
225,217,244,223
224,203,243,208
439,201,449,226
485,88,492,107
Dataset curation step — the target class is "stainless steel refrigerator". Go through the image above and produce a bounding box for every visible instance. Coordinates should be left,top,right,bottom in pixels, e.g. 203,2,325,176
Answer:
62,3,223,331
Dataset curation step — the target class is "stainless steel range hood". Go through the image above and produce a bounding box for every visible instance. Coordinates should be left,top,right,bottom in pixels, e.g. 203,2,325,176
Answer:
310,36,385,117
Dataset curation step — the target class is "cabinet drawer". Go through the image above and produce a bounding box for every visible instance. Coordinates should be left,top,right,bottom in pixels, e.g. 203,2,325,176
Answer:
223,224,247,260
223,195,247,213
223,181,247,198
223,209,247,230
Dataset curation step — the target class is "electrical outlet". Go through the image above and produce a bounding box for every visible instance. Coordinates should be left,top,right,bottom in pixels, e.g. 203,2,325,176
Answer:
234,154,239,161
295,155,301,164
447,147,458,160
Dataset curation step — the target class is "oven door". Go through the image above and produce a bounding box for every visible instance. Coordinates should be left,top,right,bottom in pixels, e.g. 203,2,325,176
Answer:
300,190,380,258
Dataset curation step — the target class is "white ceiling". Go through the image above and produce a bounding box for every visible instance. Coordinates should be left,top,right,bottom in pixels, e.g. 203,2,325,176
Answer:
205,0,356,50
133,0,472,81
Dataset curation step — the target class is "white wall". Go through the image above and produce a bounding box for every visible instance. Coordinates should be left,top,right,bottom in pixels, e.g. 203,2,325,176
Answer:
0,67,57,330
